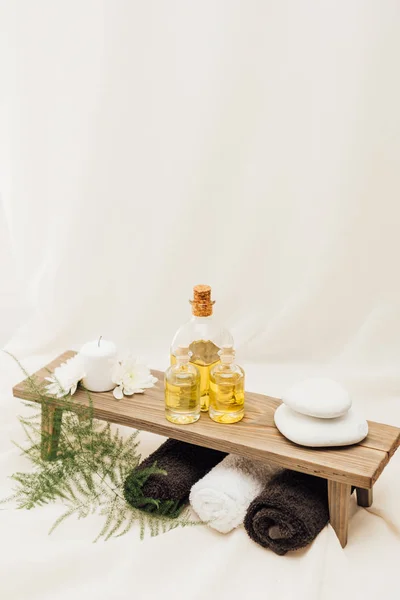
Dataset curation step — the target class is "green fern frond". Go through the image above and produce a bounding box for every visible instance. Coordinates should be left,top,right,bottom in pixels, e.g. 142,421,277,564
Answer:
2,353,203,542
49,505,78,534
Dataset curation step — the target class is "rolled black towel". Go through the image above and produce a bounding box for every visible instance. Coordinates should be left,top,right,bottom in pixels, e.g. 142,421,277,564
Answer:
124,438,227,517
244,470,329,555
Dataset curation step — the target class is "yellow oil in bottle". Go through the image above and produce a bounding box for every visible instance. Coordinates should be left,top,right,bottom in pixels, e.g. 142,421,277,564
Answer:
171,339,220,412
165,377,200,424
209,374,245,423
209,347,245,424
165,356,200,425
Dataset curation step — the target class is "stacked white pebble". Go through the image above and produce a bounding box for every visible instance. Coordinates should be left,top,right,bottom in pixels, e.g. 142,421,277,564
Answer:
274,378,368,447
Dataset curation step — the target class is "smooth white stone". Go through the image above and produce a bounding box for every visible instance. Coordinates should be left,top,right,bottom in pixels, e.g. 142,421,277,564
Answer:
274,404,368,447
282,377,351,418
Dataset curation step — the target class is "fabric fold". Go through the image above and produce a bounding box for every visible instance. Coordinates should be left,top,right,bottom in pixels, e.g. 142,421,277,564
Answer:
190,454,281,533
123,438,226,516
244,470,329,555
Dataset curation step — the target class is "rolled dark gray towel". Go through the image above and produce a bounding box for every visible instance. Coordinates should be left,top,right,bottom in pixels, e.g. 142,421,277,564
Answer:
124,438,227,517
244,470,329,555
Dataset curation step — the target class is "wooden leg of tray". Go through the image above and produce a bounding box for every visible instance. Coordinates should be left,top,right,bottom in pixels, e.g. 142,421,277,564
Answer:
328,480,351,548
41,403,63,460
356,487,373,507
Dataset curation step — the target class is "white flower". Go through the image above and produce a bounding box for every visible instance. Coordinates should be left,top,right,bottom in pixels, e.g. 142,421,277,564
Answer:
111,355,157,400
45,354,86,398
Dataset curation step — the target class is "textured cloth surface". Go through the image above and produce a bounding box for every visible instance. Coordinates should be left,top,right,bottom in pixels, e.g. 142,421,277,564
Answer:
190,454,281,533
244,470,329,555
124,438,226,513
2,2,400,598
2,353,400,600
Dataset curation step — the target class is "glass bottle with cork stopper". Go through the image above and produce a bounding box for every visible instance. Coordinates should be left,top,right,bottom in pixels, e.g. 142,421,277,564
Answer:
209,345,245,424
170,285,233,412
164,345,201,424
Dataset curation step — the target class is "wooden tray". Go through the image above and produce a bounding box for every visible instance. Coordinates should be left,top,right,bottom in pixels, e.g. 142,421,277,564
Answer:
13,350,400,548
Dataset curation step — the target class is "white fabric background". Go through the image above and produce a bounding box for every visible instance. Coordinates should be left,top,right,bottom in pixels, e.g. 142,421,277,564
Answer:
1,1,400,599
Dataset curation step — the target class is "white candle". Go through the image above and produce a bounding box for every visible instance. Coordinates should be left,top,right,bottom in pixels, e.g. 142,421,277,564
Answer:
80,337,117,392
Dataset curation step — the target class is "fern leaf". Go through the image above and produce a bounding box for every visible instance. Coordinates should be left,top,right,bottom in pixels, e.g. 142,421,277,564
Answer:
49,505,78,534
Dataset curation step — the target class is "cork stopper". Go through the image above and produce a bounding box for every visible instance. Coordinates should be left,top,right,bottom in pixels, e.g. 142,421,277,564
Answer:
190,284,215,317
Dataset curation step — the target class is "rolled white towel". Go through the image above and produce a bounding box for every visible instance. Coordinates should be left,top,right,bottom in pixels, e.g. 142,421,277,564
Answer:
189,454,280,533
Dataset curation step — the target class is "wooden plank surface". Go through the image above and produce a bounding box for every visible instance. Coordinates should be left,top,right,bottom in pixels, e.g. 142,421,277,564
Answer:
356,487,373,508
328,481,352,548
13,351,400,489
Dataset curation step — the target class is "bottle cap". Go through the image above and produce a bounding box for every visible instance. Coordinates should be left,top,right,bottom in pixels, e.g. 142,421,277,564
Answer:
190,284,215,317
175,345,192,360
218,345,235,362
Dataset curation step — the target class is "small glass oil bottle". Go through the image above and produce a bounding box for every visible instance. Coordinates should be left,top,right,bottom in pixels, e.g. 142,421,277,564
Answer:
209,346,245,424
165,346,201,425
170,285,233,413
